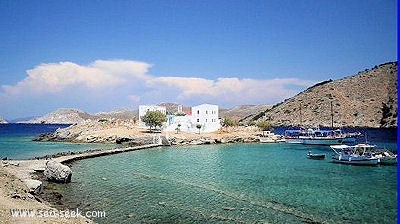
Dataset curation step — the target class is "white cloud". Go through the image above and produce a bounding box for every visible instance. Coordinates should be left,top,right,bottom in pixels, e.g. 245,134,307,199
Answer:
2,60,152,95
147,76,314,104
0,59,317,119
128,94,141,102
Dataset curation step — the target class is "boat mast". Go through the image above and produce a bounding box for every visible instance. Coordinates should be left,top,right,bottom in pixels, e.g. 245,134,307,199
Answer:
330,101,334,128
299,102,302,127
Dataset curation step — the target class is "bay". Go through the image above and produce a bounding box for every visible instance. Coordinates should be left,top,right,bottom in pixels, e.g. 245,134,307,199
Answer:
1,124,396,223
58,140,397,223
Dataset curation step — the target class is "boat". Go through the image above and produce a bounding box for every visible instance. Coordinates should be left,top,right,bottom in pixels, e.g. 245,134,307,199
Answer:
285,102,359,145
259,131,285,143
306,151,326,159
330,144,380,165
374,150,397,165
285,127,345,145
342,131,362,143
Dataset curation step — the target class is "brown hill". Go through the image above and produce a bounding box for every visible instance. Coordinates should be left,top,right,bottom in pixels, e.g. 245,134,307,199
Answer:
254,61,397,128
219,105,272,123
19,108,93,124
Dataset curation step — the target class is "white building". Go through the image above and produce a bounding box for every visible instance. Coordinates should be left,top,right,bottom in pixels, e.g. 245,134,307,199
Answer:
138,105,167,128
165,103,220,133
191,104,220,133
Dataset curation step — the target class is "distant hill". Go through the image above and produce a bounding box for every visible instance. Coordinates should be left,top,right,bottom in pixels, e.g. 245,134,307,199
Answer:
19,108,94,124
94,108,137,120
253,61,398,128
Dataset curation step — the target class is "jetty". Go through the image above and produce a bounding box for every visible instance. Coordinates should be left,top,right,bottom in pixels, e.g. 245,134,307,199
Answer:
2,143,163,194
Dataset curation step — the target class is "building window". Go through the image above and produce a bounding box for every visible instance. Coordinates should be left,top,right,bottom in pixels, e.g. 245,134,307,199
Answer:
197,110,200,114
206,119,207,122
197,119,199,122
206,110,208,114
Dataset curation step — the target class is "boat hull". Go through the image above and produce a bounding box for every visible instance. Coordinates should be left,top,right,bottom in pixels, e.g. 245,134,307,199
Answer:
285,138,303,144
307,154,326,159
301,137,344,145
286,137,344,145
331,157,379,165
379,157,397,165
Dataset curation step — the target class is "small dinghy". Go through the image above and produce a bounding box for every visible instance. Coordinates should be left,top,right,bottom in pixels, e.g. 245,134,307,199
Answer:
307,151,326,160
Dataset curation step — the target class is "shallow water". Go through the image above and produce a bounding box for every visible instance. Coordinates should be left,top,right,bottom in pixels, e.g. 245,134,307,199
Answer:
59,143,397,223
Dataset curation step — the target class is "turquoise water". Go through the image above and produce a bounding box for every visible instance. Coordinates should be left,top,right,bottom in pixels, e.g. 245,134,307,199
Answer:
58,143,397,223
0,124,117,159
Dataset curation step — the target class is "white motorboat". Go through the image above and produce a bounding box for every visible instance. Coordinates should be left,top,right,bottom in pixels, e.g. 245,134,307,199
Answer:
259,131,285,143
330,144,380,165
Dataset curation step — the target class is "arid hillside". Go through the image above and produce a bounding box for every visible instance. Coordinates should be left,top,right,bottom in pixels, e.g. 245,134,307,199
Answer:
254,62,397,128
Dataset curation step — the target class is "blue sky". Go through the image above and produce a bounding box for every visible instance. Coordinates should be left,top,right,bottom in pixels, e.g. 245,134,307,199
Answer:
0,0,397,120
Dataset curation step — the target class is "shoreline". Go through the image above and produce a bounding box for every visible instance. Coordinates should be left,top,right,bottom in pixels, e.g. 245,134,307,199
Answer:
0,143,163,223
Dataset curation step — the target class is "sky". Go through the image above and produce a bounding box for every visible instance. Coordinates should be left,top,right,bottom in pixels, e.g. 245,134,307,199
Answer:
0,0,397,120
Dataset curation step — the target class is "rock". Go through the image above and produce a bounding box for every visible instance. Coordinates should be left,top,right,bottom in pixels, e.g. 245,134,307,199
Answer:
32,133,56,141
24,179,43,194
116,137,154,146
11,193,23,199
116,137,133,144
8,161,19,166
44,160,72,183
86,135,98,143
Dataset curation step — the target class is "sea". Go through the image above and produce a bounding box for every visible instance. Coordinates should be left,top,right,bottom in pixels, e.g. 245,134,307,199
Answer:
0,124,397,223
0,124,117,159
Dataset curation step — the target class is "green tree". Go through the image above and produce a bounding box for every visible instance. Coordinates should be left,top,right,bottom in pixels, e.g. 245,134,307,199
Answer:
196,124,202,134
222,117,238,127
256,120,272,131
141,110,167,132
247,120,256,126
175,123,182,134
132,117,137,125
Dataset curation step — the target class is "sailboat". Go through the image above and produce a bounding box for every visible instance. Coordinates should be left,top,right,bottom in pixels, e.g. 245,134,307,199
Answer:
284,102,353,145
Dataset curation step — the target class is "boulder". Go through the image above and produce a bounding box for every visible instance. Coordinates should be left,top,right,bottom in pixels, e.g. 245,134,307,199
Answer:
24,179,43,194
44,160,72,183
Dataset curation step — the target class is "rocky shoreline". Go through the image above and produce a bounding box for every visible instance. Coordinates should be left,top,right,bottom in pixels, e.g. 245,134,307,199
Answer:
0,143,165,223
31,119,268,145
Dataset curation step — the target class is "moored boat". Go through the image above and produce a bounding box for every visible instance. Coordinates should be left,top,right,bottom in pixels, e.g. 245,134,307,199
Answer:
285,128,345,145
374,151,397,165
330,144,379,165
259,131,285,143
306,151,326,159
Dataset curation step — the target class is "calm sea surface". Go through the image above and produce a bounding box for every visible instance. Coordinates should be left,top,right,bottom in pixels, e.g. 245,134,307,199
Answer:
0,124,397,223
0,124,117,159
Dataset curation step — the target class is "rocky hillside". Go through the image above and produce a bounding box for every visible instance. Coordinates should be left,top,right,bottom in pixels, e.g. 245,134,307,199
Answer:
20,108,94,124
94,108,137,120
254,61,397,128
219,105,272,123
